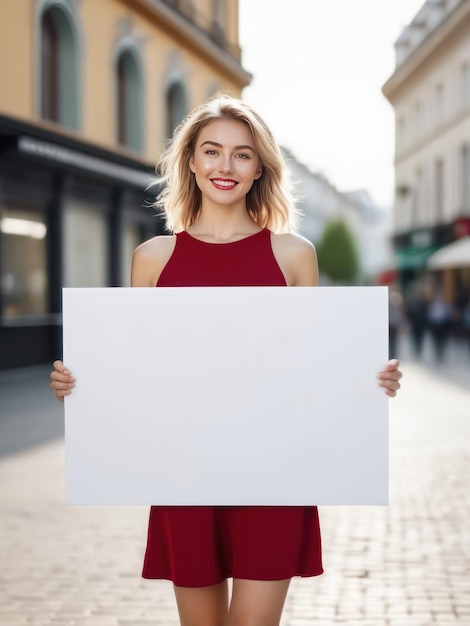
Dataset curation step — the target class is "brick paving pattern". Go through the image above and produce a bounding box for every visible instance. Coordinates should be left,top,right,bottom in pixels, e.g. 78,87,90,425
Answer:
1,346,469,625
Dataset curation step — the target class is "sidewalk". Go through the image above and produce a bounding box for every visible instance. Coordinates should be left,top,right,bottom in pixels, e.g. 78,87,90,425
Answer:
0,350,469,625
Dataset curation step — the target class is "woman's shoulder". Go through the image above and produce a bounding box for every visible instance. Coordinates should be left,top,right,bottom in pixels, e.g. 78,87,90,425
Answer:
134,234,176,260
270,232,318,286
132,234,177,286
271,231,317,263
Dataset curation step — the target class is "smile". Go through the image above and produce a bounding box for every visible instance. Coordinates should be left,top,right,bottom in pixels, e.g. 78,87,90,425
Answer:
211,179,238,190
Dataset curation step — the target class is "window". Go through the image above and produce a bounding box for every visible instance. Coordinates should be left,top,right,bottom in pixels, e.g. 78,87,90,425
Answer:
41,10,59,121
116,48,144,152
396,116,405,150
435,83,444,125
462,146,470,215
211,0,226,44
212,0,226,26
166,82,187,139
413,168,424,227
434,159,444,223
1,208,48,318
122,223,141,287
461,63,470,107
63,201,107,287
40,5,79,128
415,101,425,137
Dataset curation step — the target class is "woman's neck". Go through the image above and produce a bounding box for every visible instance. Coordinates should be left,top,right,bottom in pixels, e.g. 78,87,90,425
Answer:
188,206,260,243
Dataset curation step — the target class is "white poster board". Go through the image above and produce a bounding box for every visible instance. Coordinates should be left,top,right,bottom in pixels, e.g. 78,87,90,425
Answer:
63,287,388,506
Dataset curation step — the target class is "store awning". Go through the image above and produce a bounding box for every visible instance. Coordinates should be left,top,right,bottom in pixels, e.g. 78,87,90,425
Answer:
394,246,439,270
427,236,470,269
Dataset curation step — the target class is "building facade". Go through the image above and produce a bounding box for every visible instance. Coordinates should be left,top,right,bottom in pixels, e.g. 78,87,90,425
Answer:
0,0,250,370
382,0,470,306
284,149,392,284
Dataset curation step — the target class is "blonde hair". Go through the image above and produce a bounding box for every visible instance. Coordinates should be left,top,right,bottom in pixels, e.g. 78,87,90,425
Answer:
154,94,298,233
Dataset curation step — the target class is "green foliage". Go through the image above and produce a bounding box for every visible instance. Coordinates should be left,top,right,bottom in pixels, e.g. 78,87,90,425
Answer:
316,219,359,284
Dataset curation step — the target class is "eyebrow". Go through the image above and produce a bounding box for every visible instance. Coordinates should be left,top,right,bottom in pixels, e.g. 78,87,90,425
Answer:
200,140,255,152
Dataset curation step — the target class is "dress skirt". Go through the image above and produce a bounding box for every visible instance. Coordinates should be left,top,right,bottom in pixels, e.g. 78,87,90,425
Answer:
142,505,323,587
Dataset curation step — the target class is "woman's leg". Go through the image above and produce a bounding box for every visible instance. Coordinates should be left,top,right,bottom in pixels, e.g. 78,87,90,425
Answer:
173,580,229,626
226,578,291,626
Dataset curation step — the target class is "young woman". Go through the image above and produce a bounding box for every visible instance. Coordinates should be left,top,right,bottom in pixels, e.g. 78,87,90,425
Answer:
50,95,402,626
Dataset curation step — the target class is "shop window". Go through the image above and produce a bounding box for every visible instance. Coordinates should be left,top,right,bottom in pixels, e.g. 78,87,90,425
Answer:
166,82,187,139
40,4,80,128
0,209,48,318
116,48,144,152
63,202,107,287
122,223,142,287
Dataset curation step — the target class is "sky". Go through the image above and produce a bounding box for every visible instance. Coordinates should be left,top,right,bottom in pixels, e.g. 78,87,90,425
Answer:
238,0,426,208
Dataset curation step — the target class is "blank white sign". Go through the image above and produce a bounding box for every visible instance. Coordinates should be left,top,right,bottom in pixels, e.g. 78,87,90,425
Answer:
63,287,388,506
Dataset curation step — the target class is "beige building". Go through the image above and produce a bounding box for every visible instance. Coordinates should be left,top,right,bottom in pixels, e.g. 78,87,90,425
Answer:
382,0,470,308
0,0,250,369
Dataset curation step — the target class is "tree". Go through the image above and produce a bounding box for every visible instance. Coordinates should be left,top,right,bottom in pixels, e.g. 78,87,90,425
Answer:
316,219,359,284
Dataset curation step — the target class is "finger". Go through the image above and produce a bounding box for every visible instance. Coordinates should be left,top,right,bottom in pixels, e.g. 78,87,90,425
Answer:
50,371,75,384
53,389,68,403
50,378,75,390
378,368,403,380
384,359,400,371
379,380,401,392
52,360,73,376
53,384,73,399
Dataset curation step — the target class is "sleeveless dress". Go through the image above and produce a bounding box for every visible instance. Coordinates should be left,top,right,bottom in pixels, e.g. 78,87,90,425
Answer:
141,228,323,587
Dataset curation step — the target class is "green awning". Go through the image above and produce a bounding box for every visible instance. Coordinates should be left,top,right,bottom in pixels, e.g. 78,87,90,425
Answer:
394,246,440,270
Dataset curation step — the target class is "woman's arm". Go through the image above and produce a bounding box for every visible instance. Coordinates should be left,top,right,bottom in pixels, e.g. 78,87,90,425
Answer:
270,232,318,287
131,235,176,287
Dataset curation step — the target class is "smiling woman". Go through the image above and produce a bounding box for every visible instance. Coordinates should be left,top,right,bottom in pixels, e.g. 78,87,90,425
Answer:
153,94,299,237
50,93,402,626
188,119,262,214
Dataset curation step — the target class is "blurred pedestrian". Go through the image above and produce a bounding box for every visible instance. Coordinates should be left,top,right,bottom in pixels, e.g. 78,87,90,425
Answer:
389,289,405,359
406,282,428,358
463,301,470,357
49,95,403,626
427,290,454,362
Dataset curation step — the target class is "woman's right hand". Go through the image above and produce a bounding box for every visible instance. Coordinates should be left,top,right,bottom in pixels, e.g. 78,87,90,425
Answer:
50,360,75,402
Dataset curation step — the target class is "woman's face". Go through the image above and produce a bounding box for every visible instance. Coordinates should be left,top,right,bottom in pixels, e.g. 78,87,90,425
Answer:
189,118,262,210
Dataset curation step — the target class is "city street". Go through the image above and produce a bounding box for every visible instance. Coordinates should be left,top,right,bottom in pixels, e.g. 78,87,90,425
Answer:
1,338,469,626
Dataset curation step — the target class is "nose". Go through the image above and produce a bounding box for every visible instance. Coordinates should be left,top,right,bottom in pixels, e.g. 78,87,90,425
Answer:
218,153,233,173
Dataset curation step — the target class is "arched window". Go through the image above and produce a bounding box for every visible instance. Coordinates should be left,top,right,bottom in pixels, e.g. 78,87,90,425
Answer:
116,48,144,152
166,82,187,140
40,3,79,128
211,0,226,45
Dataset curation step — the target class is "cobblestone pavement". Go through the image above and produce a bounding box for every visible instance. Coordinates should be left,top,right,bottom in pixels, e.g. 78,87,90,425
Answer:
1,348,469,625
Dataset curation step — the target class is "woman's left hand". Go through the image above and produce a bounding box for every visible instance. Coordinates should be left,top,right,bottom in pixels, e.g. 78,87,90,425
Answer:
378,359,402,397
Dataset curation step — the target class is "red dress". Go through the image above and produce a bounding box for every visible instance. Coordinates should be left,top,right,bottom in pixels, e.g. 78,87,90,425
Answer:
141,228,323,586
